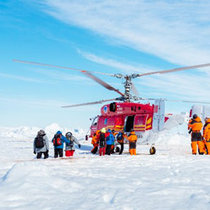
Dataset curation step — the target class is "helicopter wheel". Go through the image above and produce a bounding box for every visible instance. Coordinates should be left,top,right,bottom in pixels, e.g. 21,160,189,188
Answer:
149,146,156,155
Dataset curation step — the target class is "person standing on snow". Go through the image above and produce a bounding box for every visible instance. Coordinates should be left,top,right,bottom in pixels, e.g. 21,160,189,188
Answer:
52,131,70,158
188,114,204,155
99,128,106,156
105,129,115,155
202,118,209,154
203,118,210,154
116,131,126,155
91,130,100,154
111,129,116,154
127,129,138,155
65,132,81,157
33,130,49,159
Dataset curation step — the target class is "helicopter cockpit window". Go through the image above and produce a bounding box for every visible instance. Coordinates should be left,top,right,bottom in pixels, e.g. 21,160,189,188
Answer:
110,102,116,112
91,116,98,126
131,106,136,112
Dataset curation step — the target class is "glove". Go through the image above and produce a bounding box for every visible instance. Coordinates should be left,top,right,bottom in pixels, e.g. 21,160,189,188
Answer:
34,151,36,154
78,144,81,148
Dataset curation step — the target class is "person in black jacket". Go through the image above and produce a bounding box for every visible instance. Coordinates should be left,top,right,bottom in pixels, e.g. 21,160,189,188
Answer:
99,128,106,156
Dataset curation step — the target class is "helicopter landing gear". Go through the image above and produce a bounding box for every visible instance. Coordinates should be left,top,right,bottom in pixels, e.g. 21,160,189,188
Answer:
149,146,156,155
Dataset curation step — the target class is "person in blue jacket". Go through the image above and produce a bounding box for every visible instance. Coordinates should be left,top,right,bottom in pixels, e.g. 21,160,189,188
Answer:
52,131,70,158
105,129,115,155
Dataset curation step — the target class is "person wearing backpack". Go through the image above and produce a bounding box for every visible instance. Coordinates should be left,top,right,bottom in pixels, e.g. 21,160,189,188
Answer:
105,129,115,155
65,132,81,157
99,128,106,156
110,129,116,154
116,131,125,155
33,130,49,159
52,131,70,158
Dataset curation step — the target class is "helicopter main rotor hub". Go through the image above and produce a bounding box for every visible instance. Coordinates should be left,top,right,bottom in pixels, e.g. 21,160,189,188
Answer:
124,76,133,102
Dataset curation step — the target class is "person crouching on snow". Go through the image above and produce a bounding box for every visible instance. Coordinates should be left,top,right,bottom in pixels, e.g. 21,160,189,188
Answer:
99,128,106,156
52,131,70,158
33,130,49,159
65,132,81,157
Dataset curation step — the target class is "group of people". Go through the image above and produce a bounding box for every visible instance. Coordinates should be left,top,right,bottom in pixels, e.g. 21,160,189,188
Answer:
91,128,138,156
188,114,210,155
33,130,81,159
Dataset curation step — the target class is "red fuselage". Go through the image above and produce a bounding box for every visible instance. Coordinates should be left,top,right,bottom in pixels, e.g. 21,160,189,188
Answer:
90,102,157,136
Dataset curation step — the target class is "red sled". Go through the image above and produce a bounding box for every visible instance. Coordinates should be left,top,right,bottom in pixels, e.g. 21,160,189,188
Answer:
65,150,75,157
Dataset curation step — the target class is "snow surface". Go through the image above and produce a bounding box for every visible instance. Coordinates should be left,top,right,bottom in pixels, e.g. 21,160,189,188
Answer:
1,122,210,210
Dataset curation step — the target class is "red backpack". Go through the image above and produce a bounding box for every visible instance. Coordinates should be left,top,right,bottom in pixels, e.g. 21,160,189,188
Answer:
53,134,62,146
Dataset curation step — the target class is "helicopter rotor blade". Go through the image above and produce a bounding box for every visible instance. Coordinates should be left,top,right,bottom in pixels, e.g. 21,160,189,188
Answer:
13,59,114,77
135,63,210,77
134,97,156,101
131,82,139,96
61,98,120,108
82,71,124,96
13,59,124,96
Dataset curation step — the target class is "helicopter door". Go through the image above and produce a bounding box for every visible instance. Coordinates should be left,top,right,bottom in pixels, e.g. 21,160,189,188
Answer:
124,115,135,132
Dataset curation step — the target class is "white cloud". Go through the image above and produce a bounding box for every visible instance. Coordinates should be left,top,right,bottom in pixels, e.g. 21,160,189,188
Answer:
77,49,154,74
0,96,64,108
0,72,45,83
39,0,210,65
33,68,90,82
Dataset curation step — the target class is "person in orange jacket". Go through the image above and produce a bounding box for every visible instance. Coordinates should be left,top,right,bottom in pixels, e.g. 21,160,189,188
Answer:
202,118,209,154
188,114,204,155
127,129,138,155
91,130,100,154
203,118,210,154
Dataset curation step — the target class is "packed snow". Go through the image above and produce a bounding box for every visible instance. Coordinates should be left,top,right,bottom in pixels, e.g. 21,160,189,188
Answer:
1,122,210,210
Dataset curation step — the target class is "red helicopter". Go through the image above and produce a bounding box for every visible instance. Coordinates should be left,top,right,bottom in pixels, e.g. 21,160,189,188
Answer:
13,59,210,154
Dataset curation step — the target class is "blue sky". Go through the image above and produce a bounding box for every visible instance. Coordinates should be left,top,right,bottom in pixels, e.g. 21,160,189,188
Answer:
0,0,210,128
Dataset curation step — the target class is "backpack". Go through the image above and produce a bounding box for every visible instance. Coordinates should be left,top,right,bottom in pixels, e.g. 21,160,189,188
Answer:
117,132,123,140
53,134,62,146
117,132,123,143
35,135,45,148
99,133,106,147
68,138,74,147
